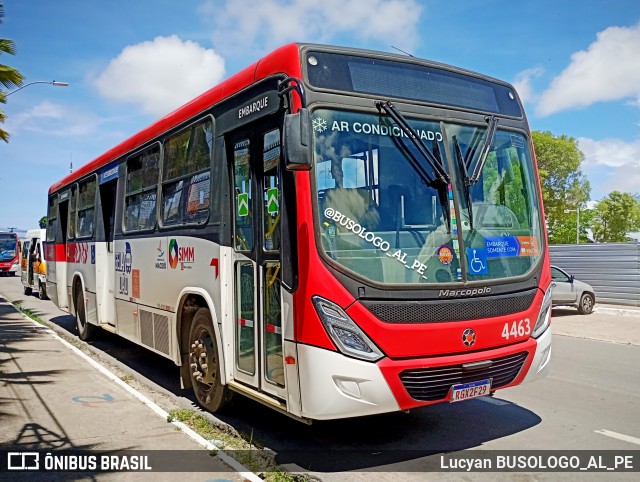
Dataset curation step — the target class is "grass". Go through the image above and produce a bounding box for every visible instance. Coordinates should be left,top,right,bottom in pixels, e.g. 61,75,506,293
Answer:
12,300,45,325
167,408,309,481
120,374,134,384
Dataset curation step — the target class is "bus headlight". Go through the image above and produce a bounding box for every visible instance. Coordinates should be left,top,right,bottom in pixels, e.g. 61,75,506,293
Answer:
312,296,384,362
532,288,553,338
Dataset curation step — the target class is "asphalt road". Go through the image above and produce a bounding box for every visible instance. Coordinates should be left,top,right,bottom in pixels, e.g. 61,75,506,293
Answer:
1,274,638,480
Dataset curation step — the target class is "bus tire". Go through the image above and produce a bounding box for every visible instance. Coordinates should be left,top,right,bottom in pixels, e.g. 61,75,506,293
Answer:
76,290,96,341
188,308,232,413
38,283,48,300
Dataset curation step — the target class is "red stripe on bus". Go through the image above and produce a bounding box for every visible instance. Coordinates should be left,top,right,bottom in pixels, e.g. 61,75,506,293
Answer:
238,318,254,327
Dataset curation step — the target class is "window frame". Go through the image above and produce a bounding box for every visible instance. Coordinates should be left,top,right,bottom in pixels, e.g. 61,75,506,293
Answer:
261,127,282,254
123,142,162,234
232,137,253,252
159,115,214,229
551,266,571,283
67,185,78,241
46,194,58,242
75,174,98,240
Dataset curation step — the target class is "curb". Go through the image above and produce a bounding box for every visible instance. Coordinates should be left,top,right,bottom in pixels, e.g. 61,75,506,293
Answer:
594,306,640,318
3,299,263,482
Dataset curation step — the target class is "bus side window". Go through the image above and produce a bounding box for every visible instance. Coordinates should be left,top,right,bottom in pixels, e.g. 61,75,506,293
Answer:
77,176,97,238
161,118,213,227
47,194,58,242
67,185,77,240
125,145,159,232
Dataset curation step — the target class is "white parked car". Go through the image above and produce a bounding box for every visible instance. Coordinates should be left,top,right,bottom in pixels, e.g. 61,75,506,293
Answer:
550,265,595,315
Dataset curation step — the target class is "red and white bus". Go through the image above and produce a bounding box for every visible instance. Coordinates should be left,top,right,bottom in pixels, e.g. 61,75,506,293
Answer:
46,44,552,422
0,231,20,276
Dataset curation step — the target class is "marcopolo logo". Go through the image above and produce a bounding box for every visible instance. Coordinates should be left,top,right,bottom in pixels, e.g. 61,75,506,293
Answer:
439,287,491,298
168,239,194,270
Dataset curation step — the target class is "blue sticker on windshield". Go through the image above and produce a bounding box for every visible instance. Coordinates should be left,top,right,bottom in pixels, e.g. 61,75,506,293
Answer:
485,236,520,258
467,248,488,275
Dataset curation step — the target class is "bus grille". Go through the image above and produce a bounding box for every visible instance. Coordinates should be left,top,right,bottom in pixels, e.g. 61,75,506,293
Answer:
399,351,528,402
361,289,537,323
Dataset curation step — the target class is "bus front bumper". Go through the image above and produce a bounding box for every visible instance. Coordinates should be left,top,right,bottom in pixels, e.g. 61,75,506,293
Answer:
0,262,18,273
297,327,551,419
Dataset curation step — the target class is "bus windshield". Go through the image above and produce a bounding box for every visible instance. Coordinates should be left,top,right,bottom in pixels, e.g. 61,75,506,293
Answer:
0,233,18,260
313,109,542,285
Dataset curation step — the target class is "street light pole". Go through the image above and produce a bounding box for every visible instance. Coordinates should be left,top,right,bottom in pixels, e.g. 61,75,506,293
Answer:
564,207,580,244
5,80,70,97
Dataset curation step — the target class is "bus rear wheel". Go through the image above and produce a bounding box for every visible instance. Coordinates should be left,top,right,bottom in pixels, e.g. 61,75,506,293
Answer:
75,290,96,341
38,283,48,300
188,308,232,413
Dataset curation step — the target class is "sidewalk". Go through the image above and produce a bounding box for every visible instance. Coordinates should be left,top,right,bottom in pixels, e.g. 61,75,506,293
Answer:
594,303,640,317
552,302,640,346
0,296,250,480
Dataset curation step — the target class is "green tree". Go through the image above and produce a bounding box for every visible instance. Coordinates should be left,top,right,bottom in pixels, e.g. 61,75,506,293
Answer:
39,216,47,229
591,191,640,242
0,1,24,142
532,131,591,244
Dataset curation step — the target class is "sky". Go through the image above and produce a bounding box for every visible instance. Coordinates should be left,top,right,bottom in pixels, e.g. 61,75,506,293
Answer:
1,0,639,232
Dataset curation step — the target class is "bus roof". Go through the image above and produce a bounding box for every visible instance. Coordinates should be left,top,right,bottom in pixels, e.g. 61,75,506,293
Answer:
48,43,519,195
49,43,303,194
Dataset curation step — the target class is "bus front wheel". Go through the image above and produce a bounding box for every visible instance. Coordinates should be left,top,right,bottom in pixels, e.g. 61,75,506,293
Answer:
188,308,232,412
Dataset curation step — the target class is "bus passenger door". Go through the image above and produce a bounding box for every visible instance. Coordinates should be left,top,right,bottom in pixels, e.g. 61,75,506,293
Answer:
229,120,286,400
96,179,117,326
56,198,70,309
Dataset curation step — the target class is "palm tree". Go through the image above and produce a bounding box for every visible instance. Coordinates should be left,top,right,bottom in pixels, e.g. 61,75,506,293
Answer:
0,1,24,142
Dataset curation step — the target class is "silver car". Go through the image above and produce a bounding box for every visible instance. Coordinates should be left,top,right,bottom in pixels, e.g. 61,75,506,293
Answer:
550,265,596,315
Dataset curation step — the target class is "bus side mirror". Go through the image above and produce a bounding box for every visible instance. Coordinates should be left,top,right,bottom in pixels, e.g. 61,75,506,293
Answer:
283,108,312,171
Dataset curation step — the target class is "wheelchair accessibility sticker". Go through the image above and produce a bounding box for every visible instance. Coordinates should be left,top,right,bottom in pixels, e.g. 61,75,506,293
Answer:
467,248,488,275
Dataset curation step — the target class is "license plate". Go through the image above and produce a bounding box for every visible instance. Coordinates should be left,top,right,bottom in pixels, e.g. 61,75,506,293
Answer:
449,379,492,403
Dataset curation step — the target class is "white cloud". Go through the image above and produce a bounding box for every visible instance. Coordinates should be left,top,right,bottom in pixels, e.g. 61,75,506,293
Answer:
537,23,640,116
7,100,101,137
199,0,423,56
512,67,544,106
95,35,225,116
579,136,640,196
578,136,640,168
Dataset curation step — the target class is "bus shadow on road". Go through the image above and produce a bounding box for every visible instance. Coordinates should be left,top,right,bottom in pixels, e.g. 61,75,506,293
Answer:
48,314,183,394
216,392,542,473
46,313,541,473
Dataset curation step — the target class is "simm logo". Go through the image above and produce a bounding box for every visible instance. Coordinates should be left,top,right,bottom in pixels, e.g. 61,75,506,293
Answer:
168,239,194,270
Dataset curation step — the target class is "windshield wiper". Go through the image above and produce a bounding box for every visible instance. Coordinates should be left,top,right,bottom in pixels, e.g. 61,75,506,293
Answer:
376,100,453,233
451,133,474,230
375,100,450,184
468,116,498,185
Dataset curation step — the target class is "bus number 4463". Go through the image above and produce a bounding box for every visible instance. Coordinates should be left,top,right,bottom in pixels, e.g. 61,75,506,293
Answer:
501,318,531,340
